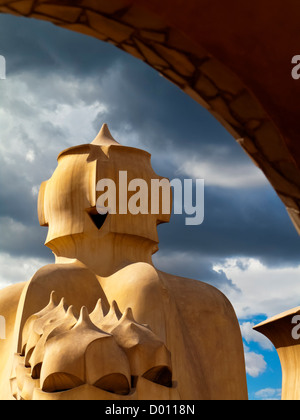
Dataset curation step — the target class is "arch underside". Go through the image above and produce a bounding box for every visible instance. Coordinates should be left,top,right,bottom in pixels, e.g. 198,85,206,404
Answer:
1,0,300,233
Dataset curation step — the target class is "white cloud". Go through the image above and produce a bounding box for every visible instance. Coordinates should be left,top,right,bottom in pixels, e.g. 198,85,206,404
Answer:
244,345,267,378
0,73,108,169
178,155,268,189
0,72,109,234
240,322,274,350
254,388,282,400
0,252,51,290
213,258,300,319
31,186,39,197
26,150,36,163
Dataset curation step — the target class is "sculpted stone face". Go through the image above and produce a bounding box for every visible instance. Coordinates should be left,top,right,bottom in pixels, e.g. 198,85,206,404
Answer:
39,124,170,264
0,124,248,400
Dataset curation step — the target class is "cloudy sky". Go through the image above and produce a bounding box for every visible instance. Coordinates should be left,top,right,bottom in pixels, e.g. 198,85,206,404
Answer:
1,13,300,400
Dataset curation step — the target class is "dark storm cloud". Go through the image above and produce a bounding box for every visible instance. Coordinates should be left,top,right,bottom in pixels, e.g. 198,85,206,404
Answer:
0,15,121,77
0,14,248,162
0,15,245,158
0,13,300,274
157,185,300,268
0,216,53,260
91,51,245,162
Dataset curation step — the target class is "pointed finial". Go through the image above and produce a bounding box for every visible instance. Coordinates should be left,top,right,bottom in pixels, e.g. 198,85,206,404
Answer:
123,308,136,323
91,123,120,147
110,300,123,321
78,306,91,324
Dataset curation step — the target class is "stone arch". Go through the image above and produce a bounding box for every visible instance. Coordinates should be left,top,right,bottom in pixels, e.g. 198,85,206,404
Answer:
1,0,300,232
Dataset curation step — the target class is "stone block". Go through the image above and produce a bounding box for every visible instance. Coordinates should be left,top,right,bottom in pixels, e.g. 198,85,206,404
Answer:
140,30,166,43
134,39,168,67
58,23,108,41
183,86,211,110
162,69,187,87
237,137,259,155
154,44,195,77
86,10,133,43
30,12,64,24
201,59,244,95
230,92,266,122
0,4,23,15
209,96,240,127
237,138,261,167
195,73,218,98
254,121,292,162
121,43,145,61
34,4,82,23
9,0,33,15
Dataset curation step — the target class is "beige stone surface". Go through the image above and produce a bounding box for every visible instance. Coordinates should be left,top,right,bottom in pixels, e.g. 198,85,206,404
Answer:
254,307,300,400
0,125,248,400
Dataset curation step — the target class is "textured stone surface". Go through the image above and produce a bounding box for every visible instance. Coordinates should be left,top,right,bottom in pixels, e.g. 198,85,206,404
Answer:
34,4,82,22
153,44,195,77
163,69,187,87
254,122,292,163
9,0,33,14
194,74,219,99
200,59,245,96
230,93,266,122
134,39,168,68
76,0,129,15
86,11,134,42
140,30,166,43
